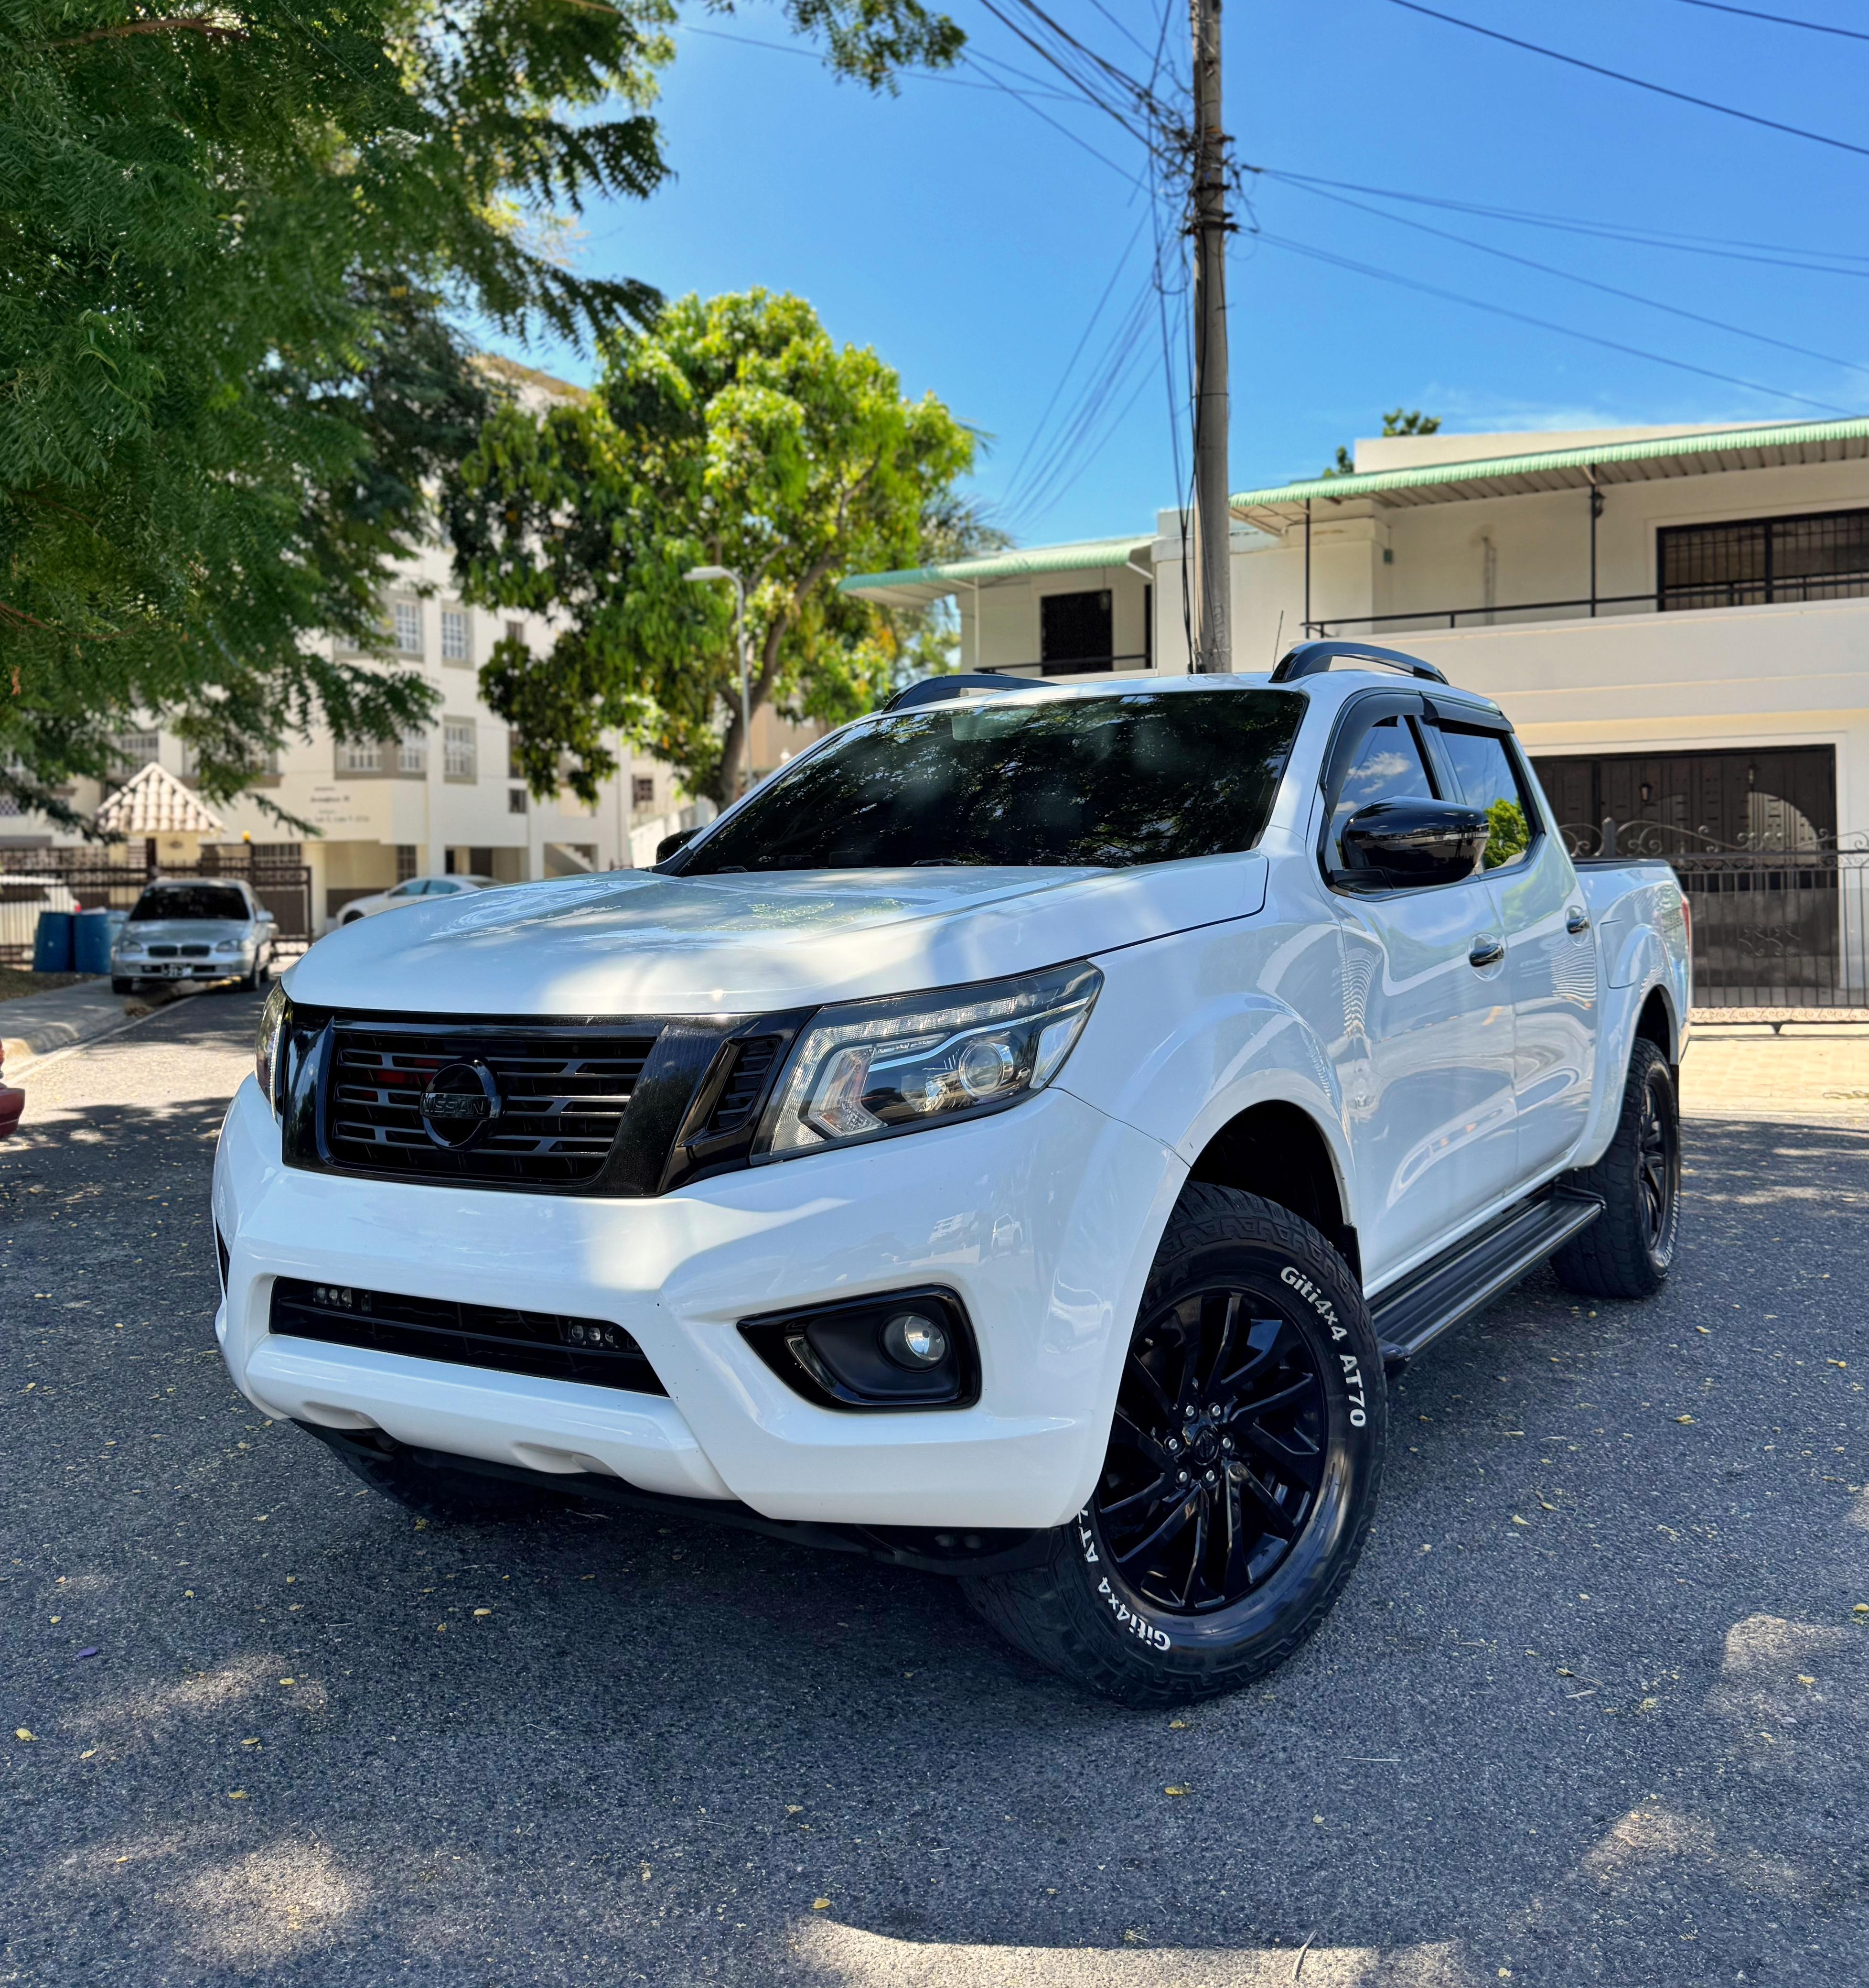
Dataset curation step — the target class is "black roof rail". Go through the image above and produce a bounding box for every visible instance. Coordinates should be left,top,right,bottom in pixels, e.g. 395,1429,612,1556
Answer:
1269,640,1448,686
882,672,1057,714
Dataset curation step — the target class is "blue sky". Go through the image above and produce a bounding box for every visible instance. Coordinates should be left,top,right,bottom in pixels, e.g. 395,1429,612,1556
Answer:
494,0,1869,548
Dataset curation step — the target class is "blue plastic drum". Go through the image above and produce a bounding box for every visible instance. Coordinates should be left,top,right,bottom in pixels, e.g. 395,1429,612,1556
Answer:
74,909,116,976
31,910,74,974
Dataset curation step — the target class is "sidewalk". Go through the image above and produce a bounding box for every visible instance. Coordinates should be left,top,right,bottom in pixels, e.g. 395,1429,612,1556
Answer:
0,978,166,1070
1684,1023,1869,1123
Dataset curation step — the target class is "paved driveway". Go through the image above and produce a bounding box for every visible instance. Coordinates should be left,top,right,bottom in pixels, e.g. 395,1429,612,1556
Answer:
3,1000,1866,1987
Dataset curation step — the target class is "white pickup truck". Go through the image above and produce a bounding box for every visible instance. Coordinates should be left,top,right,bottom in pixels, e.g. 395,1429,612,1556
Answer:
215,643,1691,1704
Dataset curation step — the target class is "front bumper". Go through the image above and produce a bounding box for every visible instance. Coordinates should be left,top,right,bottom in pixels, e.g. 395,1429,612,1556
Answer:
212,1077,1183,1531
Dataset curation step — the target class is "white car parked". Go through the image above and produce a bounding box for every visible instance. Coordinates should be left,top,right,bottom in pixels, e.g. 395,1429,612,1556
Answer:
335,874,497,926
215,645,1691,1703
113,879,277,993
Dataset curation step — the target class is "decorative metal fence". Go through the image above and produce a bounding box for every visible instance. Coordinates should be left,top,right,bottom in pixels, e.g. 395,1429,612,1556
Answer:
0,846,312,967
1563,820,1869,1012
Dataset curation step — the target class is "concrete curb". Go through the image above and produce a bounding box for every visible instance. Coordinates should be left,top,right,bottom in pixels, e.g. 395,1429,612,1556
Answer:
0,980,193,1073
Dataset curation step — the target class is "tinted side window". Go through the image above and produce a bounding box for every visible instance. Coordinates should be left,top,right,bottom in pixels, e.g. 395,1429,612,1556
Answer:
1329,716,1434,868
1438,727,1535,870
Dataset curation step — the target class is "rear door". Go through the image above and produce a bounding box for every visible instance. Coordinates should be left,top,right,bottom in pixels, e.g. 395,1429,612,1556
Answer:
1321,693,1519,1285
1424,711,1597,1178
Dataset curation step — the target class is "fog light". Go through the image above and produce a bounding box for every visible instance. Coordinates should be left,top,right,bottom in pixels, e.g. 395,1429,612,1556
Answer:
956,1037,1015,1100
882,1311,949,1369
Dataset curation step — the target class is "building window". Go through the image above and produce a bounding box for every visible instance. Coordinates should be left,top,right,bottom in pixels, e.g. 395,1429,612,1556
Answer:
1658,508,1869,612
338,738,383,775
1039,589,1114,675
397,728,428,777
508,787,528,815
440,607,472,665
396,844,419,882
632,775,656,808
389,600,424,655
114,731,161,773
505,620,525,651
444,719,477,782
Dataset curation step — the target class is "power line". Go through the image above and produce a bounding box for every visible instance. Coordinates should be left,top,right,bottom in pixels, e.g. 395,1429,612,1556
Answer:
677,22,1078,97
1250,168,1869,278
1249,230,1856,415
1662,0,1869,42
1263,172,1869,377
1387,0,1869,163
999,213,1152,509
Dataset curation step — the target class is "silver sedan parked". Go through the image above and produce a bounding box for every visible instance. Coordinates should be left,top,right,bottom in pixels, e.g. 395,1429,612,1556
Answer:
112,880,278,994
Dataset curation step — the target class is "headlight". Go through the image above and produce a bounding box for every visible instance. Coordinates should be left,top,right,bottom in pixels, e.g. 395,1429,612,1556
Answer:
214,939,248,955
254,983,290,1115
757,962,1101,1160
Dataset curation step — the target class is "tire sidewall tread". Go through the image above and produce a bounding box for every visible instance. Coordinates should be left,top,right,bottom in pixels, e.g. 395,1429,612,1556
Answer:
967,1185,1386,1706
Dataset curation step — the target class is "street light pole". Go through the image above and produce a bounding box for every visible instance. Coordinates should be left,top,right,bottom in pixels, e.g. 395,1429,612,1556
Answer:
1189,0,1233,674
683,565,751,798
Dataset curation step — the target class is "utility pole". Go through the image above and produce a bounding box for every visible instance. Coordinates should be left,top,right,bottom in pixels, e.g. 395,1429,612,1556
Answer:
1189,0,1232,673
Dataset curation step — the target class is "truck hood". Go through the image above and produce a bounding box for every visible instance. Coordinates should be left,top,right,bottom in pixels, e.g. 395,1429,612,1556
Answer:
284,858,1268,1016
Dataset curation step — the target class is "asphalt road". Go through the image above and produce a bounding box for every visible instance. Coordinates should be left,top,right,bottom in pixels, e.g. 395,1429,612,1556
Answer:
3,996,1867,1987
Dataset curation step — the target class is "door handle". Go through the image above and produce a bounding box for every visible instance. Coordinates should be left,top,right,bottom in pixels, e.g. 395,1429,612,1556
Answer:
1566,906,1590,934
1469,935,1505,970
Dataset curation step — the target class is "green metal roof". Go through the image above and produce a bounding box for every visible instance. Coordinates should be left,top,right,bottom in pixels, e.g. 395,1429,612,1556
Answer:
840,533,1153,608
1230,416,1869,529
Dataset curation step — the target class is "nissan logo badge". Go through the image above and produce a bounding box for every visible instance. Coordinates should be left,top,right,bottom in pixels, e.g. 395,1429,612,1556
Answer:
419,1060,502,1149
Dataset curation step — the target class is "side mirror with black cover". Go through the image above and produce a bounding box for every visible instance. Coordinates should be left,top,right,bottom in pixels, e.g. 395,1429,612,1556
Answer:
655,829,695,865
1337,797,1490,889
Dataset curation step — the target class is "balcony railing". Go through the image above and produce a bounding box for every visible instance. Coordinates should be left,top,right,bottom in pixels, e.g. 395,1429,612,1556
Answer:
1306,569,1869,637
976,652,1151,678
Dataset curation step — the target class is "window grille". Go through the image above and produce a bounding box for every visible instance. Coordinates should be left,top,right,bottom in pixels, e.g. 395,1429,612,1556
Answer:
397,729,428,777
1659,508,1869,612
508,787,528,815
440,608,471,665
444,720,477,781
391,601,424,654
396,844,419,882
632,775,656,807
114,731,161,772
339,739,383,775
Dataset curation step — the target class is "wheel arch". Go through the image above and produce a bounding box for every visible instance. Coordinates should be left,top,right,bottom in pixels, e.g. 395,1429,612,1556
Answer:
1635,982,1678,1066
1184,1099,1360,1282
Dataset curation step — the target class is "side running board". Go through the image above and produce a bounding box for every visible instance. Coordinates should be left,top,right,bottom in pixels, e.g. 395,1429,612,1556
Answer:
1371,1190,1603,1375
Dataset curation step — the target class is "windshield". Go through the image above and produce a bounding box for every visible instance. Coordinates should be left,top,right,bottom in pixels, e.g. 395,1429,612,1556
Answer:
129,885,249,922
678,688,1305,873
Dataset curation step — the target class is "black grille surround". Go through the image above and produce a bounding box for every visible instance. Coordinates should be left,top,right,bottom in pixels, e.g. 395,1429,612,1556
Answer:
269,1278,668,1394
279,1005,811,1197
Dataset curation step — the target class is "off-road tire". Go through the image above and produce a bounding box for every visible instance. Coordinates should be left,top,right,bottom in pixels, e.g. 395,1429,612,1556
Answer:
965,1185,1385,1706
1553,1037,1680,1300
326,1438,569,1525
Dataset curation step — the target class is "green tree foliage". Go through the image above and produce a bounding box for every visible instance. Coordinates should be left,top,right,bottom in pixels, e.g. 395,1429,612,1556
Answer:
1321,406,1442,480
450,289,976,806
0,0,960,822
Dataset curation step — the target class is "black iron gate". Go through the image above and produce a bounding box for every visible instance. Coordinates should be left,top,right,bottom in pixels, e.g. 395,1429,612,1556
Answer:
1560,820,1869,1012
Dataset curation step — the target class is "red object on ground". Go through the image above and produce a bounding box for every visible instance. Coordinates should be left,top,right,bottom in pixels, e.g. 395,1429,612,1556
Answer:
0,1084,22,1141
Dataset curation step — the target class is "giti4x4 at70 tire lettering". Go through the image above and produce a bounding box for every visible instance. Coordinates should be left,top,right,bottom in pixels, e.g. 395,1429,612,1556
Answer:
965,1184,1385,1706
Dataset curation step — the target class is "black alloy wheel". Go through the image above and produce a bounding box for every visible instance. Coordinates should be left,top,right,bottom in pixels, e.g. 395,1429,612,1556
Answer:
1637,1067,1677,1251
1554,1036,1681,1300
1096,1289,1327,1614
965,1186,1385,1705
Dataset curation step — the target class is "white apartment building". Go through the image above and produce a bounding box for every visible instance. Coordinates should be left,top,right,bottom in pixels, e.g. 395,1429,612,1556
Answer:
0,364,823,932
844,416,1869,860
